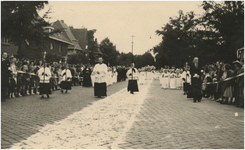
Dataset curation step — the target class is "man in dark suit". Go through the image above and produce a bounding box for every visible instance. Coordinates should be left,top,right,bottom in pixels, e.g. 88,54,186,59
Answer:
1,52,10,102
190,57,202,103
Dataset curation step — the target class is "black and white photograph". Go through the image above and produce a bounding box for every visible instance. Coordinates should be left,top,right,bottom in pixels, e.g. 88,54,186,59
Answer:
1,0,244,149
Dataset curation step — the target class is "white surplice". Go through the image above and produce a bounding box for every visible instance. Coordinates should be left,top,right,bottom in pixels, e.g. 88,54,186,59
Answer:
126,68,139,80
92,63,108,83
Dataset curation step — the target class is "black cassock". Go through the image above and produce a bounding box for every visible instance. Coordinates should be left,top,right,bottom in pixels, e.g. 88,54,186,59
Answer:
127,80,139,92
190,63,202,102
82,67,92,87
127,68,139,93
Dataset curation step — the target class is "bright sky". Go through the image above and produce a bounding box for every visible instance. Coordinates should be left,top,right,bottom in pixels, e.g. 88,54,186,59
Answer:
39,1,205,55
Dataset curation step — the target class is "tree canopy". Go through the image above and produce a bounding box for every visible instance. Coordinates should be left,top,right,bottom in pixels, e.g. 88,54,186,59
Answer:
153,1,244,68
1,1,51,58
99,37,119,66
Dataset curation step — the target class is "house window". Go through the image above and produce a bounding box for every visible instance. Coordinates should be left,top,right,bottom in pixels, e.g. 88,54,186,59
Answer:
50,43,53,50
59,45,62,52
1,37,9,44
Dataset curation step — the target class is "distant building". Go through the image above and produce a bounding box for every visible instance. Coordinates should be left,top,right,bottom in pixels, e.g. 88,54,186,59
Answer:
20,26,73,61
70,27,88,51
1,37,18,56
52,20,84,55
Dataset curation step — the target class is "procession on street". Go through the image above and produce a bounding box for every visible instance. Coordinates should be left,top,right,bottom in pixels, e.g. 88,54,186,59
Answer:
1,1,244,149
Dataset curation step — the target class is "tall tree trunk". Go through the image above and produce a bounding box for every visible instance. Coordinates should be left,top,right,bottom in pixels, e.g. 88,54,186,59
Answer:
17,41,23,59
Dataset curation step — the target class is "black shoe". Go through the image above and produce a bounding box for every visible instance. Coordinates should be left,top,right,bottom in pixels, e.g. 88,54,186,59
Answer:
41,95,44,99
60,90,63,93
47,94,49,98
98,96,102,98
65,90,68,93
198,100,201,102
130,91,134,94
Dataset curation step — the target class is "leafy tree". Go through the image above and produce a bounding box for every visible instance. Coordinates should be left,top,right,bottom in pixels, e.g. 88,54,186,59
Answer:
1,1,51,58
117,52,134,67
153,1,244,68
99,37,119,66
155,10,201,67
201,1,244,62
134,52,156,68
87,29,98,65
67,53,89,65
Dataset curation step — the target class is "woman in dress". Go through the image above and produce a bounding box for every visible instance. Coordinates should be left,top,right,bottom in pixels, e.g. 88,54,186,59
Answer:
16,62,23,97
28,61,36,95
60,64,72,93
8,57,18,98
22,64,31,96
221,64,235,104
38,62,52,98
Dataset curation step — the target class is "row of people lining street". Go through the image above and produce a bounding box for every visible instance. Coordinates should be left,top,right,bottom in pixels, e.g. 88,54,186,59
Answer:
1,52,129,101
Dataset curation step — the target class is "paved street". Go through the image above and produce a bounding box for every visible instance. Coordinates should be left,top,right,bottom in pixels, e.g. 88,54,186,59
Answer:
118,80,244,149
1,81,128,149
2,80,244,149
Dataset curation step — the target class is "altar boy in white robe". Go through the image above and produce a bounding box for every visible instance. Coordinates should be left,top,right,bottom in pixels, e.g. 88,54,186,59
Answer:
92,57,108,98
38,62,52,98
126,63,139,94
60,64,72,93
182,65,191,95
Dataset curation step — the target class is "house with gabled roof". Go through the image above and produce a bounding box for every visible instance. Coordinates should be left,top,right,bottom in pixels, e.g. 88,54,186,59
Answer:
19,26,73,61
52,20,84,55
70,27,88,51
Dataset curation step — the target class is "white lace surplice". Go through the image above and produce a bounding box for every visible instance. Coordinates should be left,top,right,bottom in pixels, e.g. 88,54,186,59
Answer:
92,63,108,83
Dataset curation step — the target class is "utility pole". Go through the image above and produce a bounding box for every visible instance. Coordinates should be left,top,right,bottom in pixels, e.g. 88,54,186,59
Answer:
131,35,135,80
131,35,135,55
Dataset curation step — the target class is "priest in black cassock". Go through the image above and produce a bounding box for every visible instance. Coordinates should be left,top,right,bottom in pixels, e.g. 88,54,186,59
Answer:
126,63,139,94
82,64,92,87
190,57,202,102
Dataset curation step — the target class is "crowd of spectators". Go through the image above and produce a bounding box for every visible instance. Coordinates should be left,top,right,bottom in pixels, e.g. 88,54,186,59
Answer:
1,51,128,102
200,60,244,107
